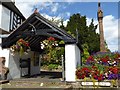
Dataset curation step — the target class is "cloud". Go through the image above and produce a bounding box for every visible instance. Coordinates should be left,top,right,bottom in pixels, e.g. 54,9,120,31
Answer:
51,3,59,14
41,13,69,27
66,12,71,17
87,15,118,52
41,13,61,20
15,1,118,52
41,13,62,26
15,0,53,3
86,17,98,27
56,0,119,2
103,15,118,52
15,0,54,18
58,12,71,20
63,19,69,27
15,0,35,18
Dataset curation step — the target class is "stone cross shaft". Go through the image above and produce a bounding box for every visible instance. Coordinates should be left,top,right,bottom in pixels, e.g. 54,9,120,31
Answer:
97,2,106,52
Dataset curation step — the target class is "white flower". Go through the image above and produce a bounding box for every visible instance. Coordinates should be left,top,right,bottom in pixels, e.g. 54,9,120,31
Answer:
41,45,45,49
105,73,108,77
24,52,28,55
27,49,30,52
41,43,44,46
52,43,54,45
55,43,58,46
45,42,48,45
10,48,15,52
113,61,116,63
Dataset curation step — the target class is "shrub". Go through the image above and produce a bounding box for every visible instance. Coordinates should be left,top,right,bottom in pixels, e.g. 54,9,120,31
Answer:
48,64,59,70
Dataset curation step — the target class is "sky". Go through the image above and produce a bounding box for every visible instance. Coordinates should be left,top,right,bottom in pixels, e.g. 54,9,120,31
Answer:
15,0,119,52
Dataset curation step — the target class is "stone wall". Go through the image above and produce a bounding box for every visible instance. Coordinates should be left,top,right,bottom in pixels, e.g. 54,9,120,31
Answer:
0,57,9,80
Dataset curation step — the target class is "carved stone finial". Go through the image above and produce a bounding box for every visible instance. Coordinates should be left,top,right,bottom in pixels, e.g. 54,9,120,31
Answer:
34,8,38,14
98,2,101,7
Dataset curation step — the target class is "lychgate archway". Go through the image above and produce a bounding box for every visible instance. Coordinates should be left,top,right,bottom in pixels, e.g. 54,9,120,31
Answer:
2,12,81,82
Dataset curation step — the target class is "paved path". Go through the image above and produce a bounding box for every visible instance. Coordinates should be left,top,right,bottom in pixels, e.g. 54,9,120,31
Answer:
1,71,120,90
1,71,72,89
12,71,63,82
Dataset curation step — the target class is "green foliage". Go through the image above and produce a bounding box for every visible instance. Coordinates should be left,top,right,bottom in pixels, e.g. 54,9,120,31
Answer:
60,13,101,54
40,18,66,67
41,38,65,66
48,64,59,70
82,44,90,65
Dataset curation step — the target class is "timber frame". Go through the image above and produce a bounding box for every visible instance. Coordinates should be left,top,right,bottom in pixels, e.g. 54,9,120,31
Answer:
1,1,25,32
2,12,76,52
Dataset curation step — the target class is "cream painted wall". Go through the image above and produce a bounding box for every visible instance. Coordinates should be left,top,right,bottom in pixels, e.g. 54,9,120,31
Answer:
0,37,40,79
65,44,81,82
0,4,2,28
7,51,40,79
0,38,9,67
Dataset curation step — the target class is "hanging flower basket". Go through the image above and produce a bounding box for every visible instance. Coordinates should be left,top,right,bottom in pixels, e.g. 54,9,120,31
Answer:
10,39,30,56
40,37,58,50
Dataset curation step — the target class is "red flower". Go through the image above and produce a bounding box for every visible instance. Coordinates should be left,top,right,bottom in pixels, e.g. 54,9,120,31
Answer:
101,58,108,63
87,56,94,61
93,75,98,79
112,67,118,74
95,70,100,75
101,56,109,63
81,74,85,79
82,67,91,73
25,43,30,47
48,37,55,41
18,39,24,42
98,76,102,81
92,66,97,70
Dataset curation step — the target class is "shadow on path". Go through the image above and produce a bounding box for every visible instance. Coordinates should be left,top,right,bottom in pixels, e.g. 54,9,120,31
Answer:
39,71,62,79
12,70,63,82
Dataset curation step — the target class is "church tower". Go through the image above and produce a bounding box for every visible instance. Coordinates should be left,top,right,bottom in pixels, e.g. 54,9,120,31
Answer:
97,2,106,52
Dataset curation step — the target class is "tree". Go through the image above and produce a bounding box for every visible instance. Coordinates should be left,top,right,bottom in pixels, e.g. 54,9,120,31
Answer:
60,13,100,54
87,19,100,53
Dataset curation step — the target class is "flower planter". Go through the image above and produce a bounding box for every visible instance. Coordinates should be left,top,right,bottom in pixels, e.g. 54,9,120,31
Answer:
76,52,120,88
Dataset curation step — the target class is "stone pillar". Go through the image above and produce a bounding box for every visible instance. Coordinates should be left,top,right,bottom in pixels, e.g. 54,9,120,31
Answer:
97,2,106,52
65,44,81,82
0,3,2,27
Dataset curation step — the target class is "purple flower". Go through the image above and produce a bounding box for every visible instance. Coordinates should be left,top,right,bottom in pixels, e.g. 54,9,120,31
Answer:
108,74,113,80
118,74,120,79
108,74,118,80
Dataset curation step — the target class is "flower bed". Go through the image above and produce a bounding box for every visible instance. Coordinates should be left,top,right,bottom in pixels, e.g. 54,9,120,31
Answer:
76,52,120,87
